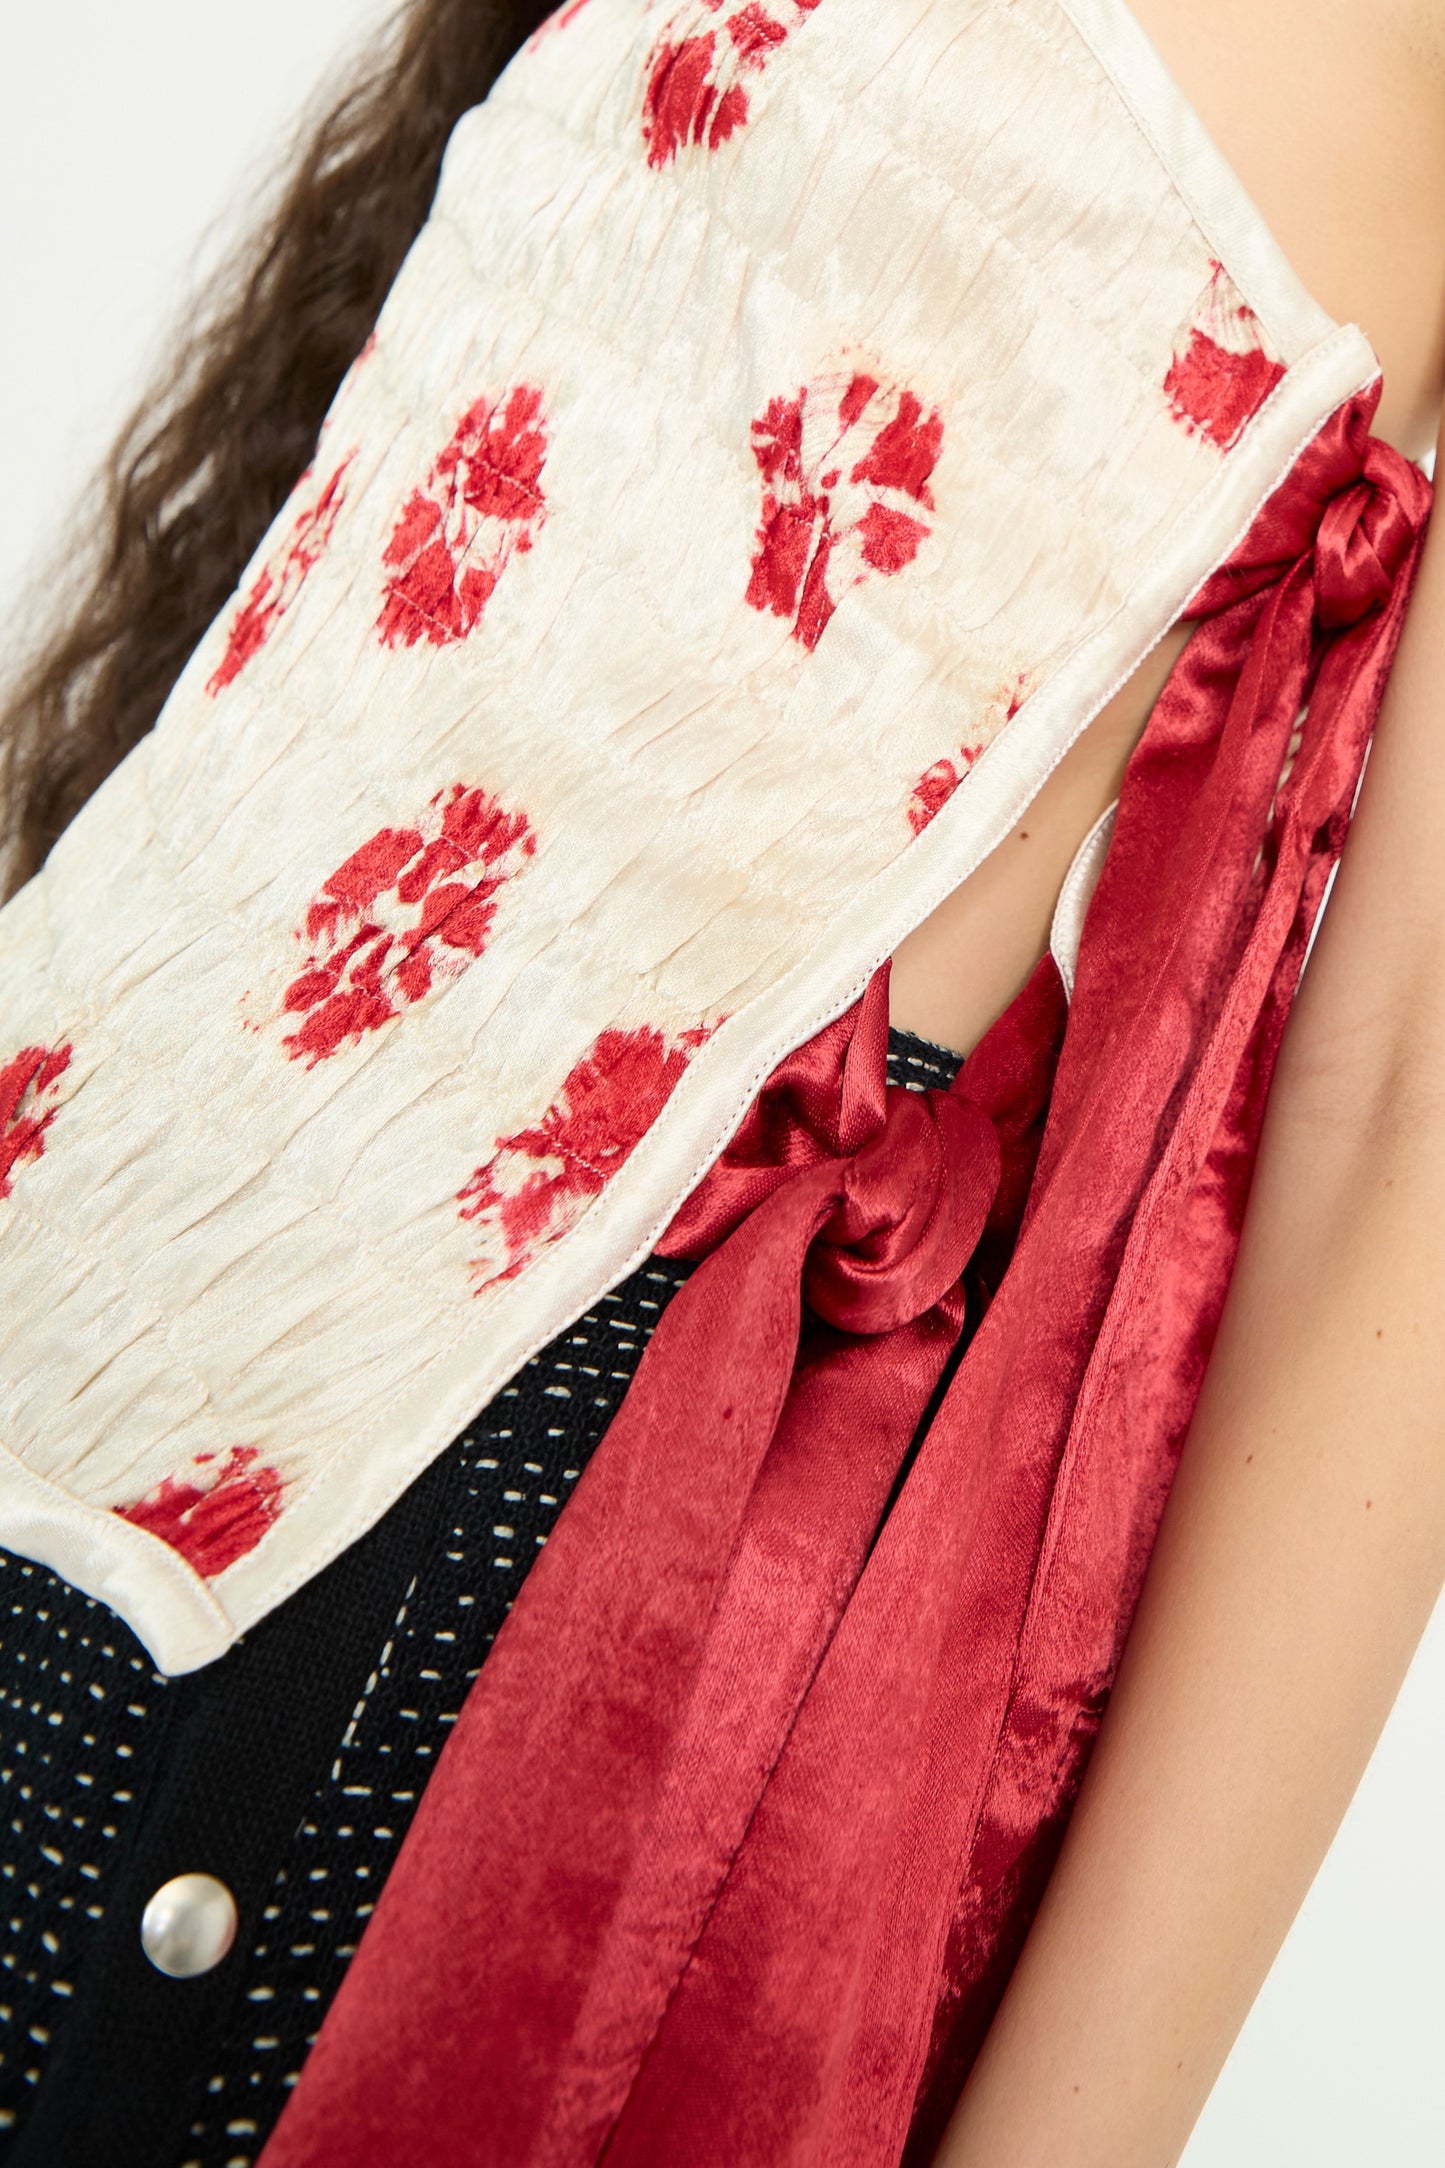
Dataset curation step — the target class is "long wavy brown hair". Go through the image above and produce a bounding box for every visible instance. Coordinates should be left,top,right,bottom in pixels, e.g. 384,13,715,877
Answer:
0,0,552,899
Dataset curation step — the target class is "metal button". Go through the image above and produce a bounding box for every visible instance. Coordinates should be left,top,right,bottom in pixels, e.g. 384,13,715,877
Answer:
140,1872,238,1979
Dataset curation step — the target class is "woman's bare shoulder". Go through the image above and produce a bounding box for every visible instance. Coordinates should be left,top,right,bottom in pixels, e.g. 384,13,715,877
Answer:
1129,0,1445,458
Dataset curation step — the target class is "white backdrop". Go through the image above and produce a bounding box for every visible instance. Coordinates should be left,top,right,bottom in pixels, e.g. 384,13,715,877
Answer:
1,4,1441,2158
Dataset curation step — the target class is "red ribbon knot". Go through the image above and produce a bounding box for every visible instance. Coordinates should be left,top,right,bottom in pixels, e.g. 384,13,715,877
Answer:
661,981,1004,1334
1313,433,1424,628
261,963,1063,2167
798,1086,1002,1333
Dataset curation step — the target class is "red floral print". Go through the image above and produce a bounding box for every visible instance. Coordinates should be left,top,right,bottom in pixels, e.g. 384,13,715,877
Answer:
273,784,535,1066
908,748,981,835
114,1446,283,1578
0,1043,72,1200
908,674,1031,834
1165,262,1286,452
459,1023,709,1289
208,454,356,695
378,386,548,648
642,0,822,168
747,367,944,651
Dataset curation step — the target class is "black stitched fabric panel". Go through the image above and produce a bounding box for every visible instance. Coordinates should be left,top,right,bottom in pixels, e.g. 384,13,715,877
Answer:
0,1029,960,2167
0,1569,176,2139
175,1259,696,2167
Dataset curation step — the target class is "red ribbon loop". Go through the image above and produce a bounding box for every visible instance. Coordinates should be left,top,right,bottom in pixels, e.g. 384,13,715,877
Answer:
1313,435,1422,628
1189,386,1429,626
662,971,1004,1335
803,1087,1002,1334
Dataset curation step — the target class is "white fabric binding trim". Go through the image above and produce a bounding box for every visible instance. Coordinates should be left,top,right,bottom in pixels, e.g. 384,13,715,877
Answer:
1058,0,1335,358
1049,799,1119,999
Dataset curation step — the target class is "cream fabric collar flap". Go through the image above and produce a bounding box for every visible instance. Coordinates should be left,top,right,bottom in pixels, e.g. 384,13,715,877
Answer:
0,0,1373,1670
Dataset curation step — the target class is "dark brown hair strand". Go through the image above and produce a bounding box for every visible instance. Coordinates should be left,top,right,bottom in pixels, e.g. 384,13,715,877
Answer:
0,0,552,898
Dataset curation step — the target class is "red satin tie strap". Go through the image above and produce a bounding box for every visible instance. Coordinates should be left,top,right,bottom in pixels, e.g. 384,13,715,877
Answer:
260,963,1065,2164
599,390,1430,2167
900,393,1434,2149
261,388,1430,2168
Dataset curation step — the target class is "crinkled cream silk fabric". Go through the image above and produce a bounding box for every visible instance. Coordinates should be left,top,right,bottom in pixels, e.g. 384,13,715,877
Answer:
0,0,1375,1669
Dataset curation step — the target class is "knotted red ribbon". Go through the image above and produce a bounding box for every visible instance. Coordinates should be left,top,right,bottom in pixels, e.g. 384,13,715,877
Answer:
263,389,1430,2168
261,947,1065,2160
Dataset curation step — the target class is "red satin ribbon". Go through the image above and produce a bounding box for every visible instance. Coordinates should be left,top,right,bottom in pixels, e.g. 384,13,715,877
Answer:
261,952,1066,2161
262,388,1430,2168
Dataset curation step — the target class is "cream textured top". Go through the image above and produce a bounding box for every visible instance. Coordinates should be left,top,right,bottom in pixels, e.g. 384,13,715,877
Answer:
0,0,1376,1671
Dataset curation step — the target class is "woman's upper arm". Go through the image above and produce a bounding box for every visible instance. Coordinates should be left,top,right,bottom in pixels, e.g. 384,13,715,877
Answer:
1270,392,1445,1138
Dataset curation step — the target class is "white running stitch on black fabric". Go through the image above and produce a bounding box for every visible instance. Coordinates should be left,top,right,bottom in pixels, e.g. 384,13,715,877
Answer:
0,1033,958,2164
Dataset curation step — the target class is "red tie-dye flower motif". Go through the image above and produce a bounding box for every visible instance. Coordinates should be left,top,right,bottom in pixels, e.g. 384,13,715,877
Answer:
270,783,535,1066
747,367,944,651
208,454,356,695
0,1043,72,1200
907,675,1032,834
642,0,822,167
1165,261,1286,452
458,1023,710,1289
378,386,548,648
908,748,981,836
114,1447,283,1578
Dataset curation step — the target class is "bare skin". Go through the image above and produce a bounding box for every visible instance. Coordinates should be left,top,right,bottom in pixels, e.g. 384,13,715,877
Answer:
890,0,1445,1056
898,5,1445,2163
888,619,1193,1053
936,388,1445,2168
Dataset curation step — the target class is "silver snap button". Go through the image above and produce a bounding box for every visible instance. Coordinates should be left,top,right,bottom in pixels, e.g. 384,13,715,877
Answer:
140,1872,238,1978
